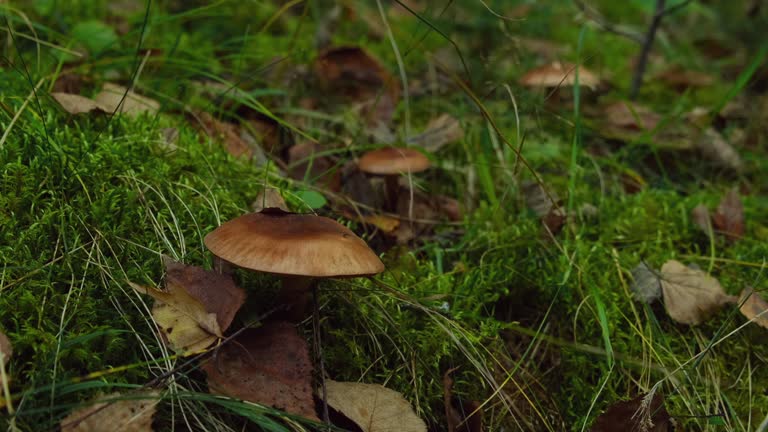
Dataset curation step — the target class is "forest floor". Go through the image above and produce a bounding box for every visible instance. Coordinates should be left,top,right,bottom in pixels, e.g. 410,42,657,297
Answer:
2,1,768,431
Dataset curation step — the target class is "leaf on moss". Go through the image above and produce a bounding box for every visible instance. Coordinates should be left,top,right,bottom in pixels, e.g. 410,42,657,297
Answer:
738,287,768,329
251,188,289,212
660,260,737,325
203,322,317,420
695,128,743,172
197,112,253,159
691,203,714,240
324,380,427,432
443,369,482,432
94,83,159,117
60,391,159,432
409,114,464,153
630,262,661,304
591,392,671,432
0,330,11,366
313,46,399,125
712,187,744,242
52,93,103,115
129,258,245,354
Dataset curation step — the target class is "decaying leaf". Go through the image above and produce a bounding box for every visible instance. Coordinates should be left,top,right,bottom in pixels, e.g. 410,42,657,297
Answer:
324,380,427,432
93,83,159,117
252,188,289,212
52,92,103,115
712,187,744,241
129,258,245,354
738,287,768,329
434,195,462,221
408,114,464,153
0,330,11,366
521,180,560,217
603,101,661,132
288,141,341,191
630,262,662,304
591,392,672,432
343,210,401,233
313,46,399,125
443,369,482,432
691,203,714,240
519,62,600,89
660,260,737,325
655,66,715,89
60,391,159,432
203,322,317,420
197,112,253,159
695,128,743,172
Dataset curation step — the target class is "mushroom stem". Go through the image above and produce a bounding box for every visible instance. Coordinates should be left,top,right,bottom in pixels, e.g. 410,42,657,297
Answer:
278,275,315,321
384,174,400,212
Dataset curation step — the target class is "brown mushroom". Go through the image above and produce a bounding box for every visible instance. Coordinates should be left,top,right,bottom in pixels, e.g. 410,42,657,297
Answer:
204,208,384,320
519,62,600,90
358,147,430,211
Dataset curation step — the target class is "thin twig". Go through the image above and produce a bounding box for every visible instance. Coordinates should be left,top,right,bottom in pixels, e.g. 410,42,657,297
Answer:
629,0,667,100
573,0,644,44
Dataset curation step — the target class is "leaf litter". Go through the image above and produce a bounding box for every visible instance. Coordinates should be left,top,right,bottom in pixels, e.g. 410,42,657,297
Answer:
738,287,768,329
660,260,737,325
203,321,317,420
324,380,427,432
590,392,672,432
129,257,245,354
60,391,160,432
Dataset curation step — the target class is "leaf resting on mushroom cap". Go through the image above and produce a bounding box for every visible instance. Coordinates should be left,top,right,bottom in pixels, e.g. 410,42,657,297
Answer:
660,260,737,325
203,322,317,420
324,380,427,432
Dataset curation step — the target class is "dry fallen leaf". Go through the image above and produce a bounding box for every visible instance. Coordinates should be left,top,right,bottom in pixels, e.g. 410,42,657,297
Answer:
443,369,482,432
630,262,661,304
93,83,159,117
252,188,289,212
408,114,464,153
660,260,737,325
0,330,11,366
695,128,743,172
288,141,341,191
521,180,560,217
519,62,600,89
712,187,744,241
129,258,245,354
738,287,768,329
691,203,714,240
203,322,317,420
52,92,103,115
590,392,671,432
655,66,715,89
313,46,399,125
197,112,253,159
60,391,159,432
324,380,427,432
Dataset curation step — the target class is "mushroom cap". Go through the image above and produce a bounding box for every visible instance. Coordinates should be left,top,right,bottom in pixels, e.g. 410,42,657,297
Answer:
204,209,385,277
519,62,600,89
358,147,431,175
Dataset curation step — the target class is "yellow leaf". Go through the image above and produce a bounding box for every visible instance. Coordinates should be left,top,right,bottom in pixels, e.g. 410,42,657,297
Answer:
324,380,427,432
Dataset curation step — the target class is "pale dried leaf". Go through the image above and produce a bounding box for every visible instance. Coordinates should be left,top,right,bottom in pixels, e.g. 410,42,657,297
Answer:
60,392,159,432
52,92,103,115
691,203,714,239
252,188,289,212
94,83,159,117
660,260,737,325
197,112,253,159
324,380,427,432
0,330,11,366
713,187,744,241
521,181,559,217
203,322,317,420
738,287,768,329
630,262,661,304
696,128,743,172
408,114,464,152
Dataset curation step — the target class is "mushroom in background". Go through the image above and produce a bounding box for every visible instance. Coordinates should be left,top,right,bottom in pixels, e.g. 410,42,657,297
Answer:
358,147,431,212
204,208,384,321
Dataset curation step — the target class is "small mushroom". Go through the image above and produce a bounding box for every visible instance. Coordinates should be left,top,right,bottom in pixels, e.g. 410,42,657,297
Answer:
204,208,384,320
518,61,600,90
358,147,430,212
